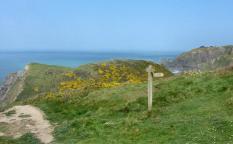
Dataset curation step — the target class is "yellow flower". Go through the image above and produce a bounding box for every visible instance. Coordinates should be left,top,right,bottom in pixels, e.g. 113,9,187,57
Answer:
98,69,104,74
64,72,76,78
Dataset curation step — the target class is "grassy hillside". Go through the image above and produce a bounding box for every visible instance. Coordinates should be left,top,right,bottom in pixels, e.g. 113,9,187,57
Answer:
1,60,233,143
1,66,232,143
16,63,73,100
14,60,172,101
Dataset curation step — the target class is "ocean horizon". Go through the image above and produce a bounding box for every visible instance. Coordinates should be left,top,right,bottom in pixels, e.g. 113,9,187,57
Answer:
0,51,179,84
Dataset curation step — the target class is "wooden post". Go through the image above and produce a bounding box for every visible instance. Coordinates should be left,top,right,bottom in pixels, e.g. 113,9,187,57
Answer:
146,65,164,112
146,65,154,112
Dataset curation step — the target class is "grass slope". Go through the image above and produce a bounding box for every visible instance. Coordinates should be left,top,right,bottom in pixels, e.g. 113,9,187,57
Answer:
7,69,232,144
16,63,72,100
2,61,233,143
15,60,172,101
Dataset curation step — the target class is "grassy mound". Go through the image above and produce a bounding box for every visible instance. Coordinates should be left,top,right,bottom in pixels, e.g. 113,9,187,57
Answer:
15,60,172,101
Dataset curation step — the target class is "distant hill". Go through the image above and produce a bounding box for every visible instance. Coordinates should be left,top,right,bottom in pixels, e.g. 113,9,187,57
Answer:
0,59,172,107
163,45,233,72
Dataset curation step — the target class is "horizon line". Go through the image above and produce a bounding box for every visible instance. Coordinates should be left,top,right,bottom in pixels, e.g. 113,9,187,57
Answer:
0,50,183,54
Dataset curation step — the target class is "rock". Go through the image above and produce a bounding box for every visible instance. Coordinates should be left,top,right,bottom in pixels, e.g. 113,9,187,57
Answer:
162,45,233,72
0,73,19,101
0,65,28,106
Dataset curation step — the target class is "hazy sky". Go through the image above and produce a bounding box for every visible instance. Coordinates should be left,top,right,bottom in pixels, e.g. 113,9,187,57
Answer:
1,0,233,52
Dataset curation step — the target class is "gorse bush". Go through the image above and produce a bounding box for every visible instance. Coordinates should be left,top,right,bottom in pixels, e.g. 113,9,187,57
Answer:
14,60,171,101
60,62,145,91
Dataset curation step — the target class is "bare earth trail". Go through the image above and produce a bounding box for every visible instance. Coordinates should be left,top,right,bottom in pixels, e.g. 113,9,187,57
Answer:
0,105,54,144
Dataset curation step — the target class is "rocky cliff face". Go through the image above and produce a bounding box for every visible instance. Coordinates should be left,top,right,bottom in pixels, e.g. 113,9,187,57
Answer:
0,67,27,108
0,73,19,101
163,45,233,72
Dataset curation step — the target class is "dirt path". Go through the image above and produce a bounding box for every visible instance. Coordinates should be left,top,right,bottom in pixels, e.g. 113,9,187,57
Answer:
0,105,54,144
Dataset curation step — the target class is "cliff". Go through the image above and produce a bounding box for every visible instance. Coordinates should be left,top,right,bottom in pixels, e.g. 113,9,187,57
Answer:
0,73,18,101
0,67,26,108
163,45,233,72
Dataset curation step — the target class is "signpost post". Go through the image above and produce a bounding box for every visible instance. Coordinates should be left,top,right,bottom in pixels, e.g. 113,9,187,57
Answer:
146,65,164,112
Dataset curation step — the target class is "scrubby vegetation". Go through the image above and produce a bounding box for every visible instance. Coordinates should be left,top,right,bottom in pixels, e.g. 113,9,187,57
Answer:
1,60,233,143
16,60,171,101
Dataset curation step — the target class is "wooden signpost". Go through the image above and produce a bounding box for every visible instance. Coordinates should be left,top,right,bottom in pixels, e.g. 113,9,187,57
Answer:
146,65,164,112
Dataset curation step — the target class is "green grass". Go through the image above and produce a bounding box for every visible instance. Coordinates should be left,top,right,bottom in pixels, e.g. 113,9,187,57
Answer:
0,122,9,133
15,60,171,101
17,63,72,100
11,70,232,143
0,133,41,144
2,61,233,143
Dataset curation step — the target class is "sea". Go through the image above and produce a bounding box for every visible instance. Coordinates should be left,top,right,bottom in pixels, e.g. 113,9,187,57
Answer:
0,51,179,84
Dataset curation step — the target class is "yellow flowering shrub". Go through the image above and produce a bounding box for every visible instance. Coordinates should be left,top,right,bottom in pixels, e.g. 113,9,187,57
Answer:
59,63,143,91
96,63,145,85
59,78,85,91
58,61,170,91
64,72,76,78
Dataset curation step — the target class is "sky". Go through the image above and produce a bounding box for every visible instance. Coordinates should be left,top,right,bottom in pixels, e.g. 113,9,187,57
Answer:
0,0,233,52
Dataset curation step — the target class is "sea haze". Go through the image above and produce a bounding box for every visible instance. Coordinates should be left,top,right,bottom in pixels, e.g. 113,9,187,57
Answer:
0,51,179,84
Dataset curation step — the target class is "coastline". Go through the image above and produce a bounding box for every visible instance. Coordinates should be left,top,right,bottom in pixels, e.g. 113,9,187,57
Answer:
0,65,28,105
0,52,179,85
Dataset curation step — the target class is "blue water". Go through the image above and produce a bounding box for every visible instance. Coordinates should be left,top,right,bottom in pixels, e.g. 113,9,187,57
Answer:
0,51,178,83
